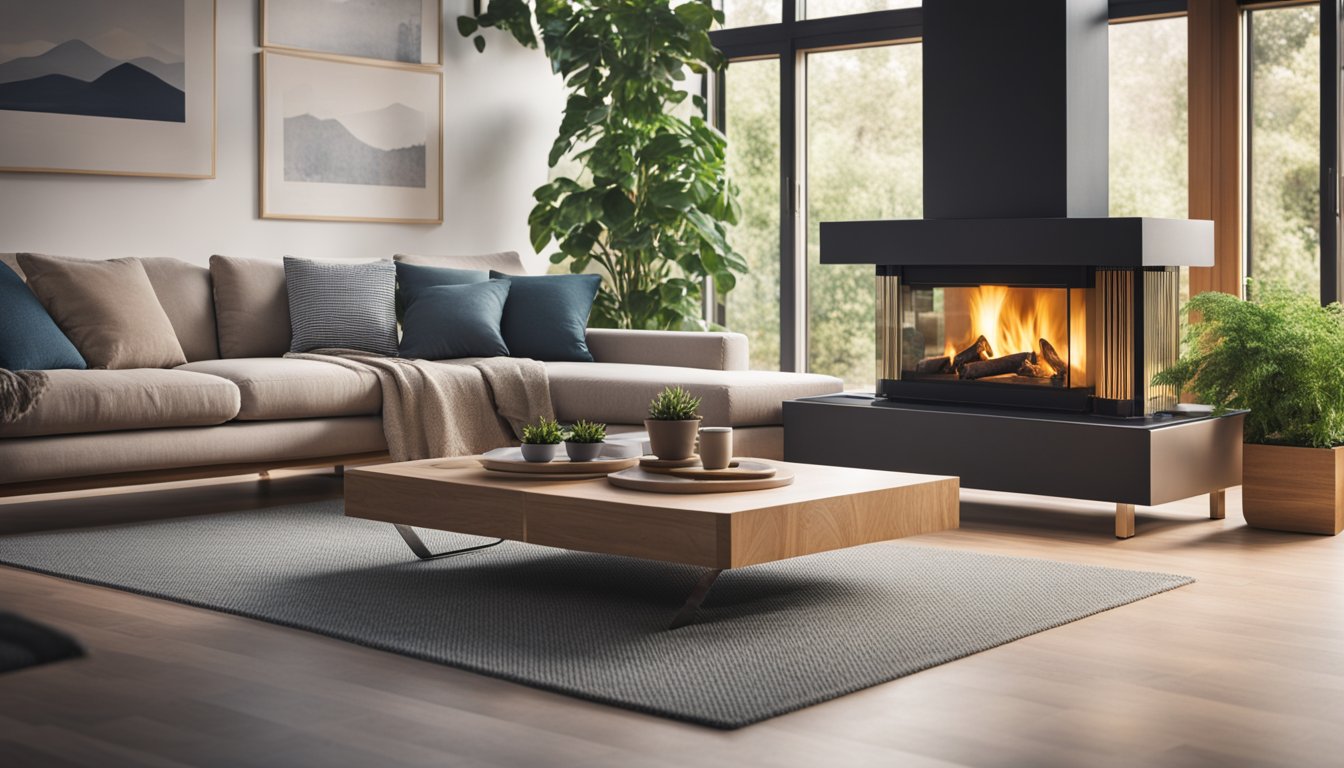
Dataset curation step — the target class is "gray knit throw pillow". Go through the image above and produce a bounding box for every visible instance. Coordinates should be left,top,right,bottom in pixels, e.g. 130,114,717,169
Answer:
283,257,398,356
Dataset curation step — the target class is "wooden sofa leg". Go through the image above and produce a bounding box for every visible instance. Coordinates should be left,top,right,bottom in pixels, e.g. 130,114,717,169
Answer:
1209,489,1226,519
335,465,345,478
258,470,271,480
1115,503,1135,539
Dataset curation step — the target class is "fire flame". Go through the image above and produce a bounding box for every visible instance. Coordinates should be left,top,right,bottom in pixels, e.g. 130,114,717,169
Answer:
942,285,1084,381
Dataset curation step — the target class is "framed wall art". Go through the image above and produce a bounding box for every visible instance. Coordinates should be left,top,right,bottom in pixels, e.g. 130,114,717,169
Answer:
262,0,442,67
0,0,216,178
260,50,443,223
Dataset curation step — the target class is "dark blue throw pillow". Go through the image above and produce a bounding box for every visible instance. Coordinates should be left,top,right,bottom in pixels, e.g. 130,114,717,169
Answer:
0,262,86,371
399,280,512,360
396,261,489,314
489,271,601,362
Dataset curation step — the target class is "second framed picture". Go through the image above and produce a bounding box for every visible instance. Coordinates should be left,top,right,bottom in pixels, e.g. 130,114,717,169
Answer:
262,0,442,66
260,50,442,223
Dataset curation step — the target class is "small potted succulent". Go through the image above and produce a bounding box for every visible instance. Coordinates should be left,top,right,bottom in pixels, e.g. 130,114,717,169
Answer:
520,417,564,462
564,420,607,462
645,386,702,460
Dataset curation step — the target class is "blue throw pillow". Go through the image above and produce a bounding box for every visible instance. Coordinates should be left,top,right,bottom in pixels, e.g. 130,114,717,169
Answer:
399,280,512,360
283,257,398,356
395,261,489,313
489,272,601,362
0,262,86,371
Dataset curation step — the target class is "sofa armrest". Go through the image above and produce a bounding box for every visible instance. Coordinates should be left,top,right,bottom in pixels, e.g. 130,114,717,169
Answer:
584,329,750,371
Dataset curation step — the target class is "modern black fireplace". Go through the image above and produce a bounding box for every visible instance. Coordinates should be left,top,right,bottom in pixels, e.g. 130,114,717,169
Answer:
784,0,1243,538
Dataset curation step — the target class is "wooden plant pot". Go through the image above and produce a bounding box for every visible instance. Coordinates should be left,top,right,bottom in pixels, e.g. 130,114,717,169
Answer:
1242,443,1344,535
644,418,701,460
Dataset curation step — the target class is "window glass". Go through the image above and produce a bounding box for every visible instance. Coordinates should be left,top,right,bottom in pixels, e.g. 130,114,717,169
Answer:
722,59,782,370
1248,5,1321,298
805,1,920,19
717,0,782,28
806,43,922,389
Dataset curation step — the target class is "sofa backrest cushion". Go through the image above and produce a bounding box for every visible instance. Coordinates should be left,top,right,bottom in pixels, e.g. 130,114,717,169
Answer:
0,261,86,371
138,257,220,362
17,253,187,369
284,257,398,356
394,251,529,275
209,255,292,358
489,271,601,363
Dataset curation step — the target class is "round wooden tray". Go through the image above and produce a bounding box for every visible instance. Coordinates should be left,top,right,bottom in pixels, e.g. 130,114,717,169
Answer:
476,469,609,481
607,464,794,494
639,456,701,469
664,460,776,480
478,445,640,475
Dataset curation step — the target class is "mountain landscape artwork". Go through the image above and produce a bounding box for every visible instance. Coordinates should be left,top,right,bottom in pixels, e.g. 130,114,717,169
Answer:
284,102,427,188
0,0,185,122
265,0,435,65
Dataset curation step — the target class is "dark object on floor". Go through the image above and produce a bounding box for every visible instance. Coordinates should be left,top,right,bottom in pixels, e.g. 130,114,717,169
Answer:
0,611,83,673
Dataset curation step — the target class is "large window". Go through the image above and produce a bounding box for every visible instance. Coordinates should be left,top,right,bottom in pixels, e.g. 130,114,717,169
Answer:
1246,3,1323,299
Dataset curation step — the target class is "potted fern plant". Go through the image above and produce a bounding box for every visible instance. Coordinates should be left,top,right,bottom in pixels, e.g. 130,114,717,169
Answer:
520,417,564,463
564,420,607,462
645,386,702,460
1154,289,1344,534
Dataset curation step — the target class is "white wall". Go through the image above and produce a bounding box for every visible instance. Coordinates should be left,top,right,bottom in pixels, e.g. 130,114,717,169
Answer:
0,1,563,273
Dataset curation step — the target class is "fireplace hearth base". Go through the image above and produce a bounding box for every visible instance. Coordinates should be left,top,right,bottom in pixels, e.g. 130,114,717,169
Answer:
783,394,1244,538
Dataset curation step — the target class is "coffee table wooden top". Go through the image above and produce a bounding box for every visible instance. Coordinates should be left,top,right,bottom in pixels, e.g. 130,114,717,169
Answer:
345,457,959,570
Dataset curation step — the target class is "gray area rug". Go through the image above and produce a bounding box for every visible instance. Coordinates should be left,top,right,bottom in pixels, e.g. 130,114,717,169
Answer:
0,500,1191,728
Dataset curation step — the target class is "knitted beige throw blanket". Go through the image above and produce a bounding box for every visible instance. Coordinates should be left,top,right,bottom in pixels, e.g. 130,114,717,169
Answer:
286,351,554,462
0,369,48,425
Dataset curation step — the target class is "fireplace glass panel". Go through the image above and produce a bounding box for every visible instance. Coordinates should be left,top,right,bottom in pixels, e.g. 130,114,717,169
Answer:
899,284,1091,389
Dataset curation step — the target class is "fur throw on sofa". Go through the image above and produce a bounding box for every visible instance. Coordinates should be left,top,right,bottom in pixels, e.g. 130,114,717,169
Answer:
0,369,48,424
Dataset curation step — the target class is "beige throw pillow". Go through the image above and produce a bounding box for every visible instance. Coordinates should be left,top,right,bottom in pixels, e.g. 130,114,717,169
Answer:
16,253,188,369
209,255,292,358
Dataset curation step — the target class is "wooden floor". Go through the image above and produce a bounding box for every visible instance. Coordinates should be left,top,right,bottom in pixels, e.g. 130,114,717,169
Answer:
1,472,1342,768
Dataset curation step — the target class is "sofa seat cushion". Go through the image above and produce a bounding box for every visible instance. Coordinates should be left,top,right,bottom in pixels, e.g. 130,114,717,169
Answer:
0,369,241,439
177,358,381,421
545,362,844,428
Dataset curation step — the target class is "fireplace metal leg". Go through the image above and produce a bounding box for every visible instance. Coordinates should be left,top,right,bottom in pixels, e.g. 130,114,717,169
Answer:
668,568,723,630
394,524,504,561
1209,489,1227,520
1115,503,1135,539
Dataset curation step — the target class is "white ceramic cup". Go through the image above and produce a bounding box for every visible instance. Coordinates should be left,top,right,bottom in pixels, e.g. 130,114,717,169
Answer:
698,427,733,470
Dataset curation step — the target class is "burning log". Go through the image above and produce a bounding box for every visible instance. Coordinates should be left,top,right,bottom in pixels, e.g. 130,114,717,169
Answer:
1018,360,1054,378
914,355,952,374
961,352,1036,380
1038,338,1067,376
951,335,993,373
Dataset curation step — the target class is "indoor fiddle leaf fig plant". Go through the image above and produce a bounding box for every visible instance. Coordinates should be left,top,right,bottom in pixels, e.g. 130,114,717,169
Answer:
1153,287,1344,534
458,0,746,331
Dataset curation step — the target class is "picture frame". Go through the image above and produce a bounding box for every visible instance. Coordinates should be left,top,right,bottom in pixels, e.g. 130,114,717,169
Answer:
261,0,443,68
259,50,443,224
0,0,217,178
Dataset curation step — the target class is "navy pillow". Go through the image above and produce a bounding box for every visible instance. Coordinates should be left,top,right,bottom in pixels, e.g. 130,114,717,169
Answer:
399,280,512,360
0,262,86,371
283,257,398,356
489,271,601,362
396,261,489,313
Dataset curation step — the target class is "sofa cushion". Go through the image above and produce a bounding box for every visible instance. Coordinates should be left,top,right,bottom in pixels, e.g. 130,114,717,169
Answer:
395,260,488,313
284,257,398,356
395,251,528,275
399,281,511,360
0,262,86,371
0,369,241,439
490,272,601,363
138,257,220,362
16,253,188,370
210,255,292,359
177,358,382,421
545,362,844,428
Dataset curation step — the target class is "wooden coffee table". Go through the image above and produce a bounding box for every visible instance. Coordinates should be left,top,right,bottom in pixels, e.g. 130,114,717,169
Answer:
345,457,959,628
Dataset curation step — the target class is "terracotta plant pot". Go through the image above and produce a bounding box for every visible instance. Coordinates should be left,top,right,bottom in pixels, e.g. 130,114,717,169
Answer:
1243,443,1344,535
519,443,558,463
564,441,604,462
644,418,701,460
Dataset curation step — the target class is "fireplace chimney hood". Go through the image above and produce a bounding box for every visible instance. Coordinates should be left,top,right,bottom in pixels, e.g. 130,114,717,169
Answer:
819,0,1213,269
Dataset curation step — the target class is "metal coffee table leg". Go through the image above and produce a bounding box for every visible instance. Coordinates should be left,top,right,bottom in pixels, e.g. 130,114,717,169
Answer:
394,524,504,561
668,568,723,630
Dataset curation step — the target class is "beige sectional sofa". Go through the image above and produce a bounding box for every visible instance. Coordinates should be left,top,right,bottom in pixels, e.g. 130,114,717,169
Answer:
0,253,842,496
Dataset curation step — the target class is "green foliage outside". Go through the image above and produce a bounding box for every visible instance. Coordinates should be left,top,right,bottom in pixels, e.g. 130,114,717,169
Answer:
565,419,607,443
521,417,565,444
1154,289,1344,448
647,385,702,421
459,0,746,331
